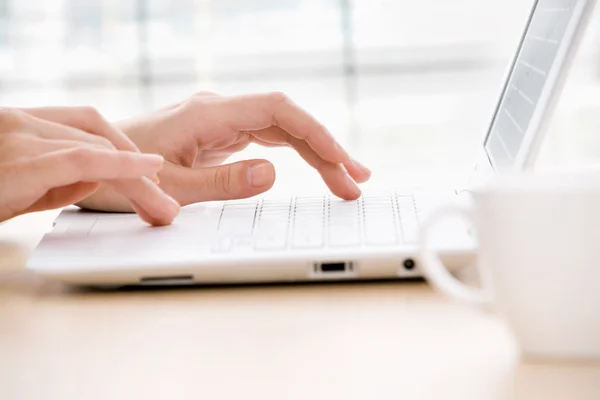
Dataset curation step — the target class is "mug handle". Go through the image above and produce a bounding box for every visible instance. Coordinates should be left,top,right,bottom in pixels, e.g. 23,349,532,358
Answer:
418,203,492,307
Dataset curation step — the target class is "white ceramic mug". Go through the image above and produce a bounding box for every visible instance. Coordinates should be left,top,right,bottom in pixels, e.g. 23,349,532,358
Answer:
418,171,600,359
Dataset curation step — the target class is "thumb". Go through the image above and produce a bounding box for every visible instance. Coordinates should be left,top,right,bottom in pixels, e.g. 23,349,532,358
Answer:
169,159,276,204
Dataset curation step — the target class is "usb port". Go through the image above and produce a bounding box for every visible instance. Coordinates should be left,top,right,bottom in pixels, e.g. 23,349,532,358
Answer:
318,262,351,273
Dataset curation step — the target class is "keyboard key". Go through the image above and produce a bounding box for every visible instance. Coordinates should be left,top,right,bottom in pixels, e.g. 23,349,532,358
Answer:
255,228,288,250
396,195,418,244
255,232,287,250
292,231,324,248
213,237,234,253
233,236,254,250
214,202,258,252
292,197,325,248
218,203,257,237
254,200,291,250
328,199,360,247
363,195,399,245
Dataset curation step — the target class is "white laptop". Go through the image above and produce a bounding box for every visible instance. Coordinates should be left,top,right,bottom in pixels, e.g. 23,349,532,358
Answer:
28,0,596,287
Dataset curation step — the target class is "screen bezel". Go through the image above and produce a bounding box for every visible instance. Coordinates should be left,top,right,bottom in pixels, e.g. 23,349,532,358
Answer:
482,0,595,173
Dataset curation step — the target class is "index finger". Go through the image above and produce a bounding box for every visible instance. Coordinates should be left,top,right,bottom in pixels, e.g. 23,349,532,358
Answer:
206,92,350,164
21,106,139,152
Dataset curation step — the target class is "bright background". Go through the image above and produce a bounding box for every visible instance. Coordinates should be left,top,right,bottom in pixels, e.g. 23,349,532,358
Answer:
1,0,600,192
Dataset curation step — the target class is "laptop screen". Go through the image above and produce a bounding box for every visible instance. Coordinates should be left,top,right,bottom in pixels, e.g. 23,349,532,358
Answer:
483,0,582,171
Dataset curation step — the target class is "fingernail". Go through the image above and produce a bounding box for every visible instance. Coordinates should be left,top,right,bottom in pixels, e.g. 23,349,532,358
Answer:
150,174,161,185
248,162,275,187
351,158,371,175
138,153,164,168
165,193,180,212
345,173,362,198
335,142,350,160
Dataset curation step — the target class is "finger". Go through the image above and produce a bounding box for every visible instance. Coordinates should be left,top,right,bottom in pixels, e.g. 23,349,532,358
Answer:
279,136,361,200
191,92,349,164
21,106,139,152
191,134,253,168
162,160,276,205
105,178,180,226
251,126,370,185
270,95,350,163
24,113,117,149
0,134,105,162
8,149,175,226
21,182,100,214
343,158,372,184
129,199,158,226
249,128,363,200
0,134,166,221
23,107,160,184
20,148,165,192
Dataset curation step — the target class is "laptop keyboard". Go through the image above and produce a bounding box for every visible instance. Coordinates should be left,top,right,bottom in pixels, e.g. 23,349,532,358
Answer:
213,193,420,253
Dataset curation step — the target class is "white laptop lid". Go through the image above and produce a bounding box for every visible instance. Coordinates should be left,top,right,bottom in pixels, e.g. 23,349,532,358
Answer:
478,0,596,177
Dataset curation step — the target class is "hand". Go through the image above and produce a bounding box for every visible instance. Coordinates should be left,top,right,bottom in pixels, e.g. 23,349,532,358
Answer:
0,107,180,225
78,91,371,211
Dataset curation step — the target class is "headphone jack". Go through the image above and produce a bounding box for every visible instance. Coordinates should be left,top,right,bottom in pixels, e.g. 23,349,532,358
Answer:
403,258,416,271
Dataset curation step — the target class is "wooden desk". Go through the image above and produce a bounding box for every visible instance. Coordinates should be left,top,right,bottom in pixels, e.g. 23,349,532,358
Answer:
1,211,599,400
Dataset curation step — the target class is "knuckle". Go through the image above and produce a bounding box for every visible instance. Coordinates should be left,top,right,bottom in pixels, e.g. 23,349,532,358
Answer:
95,135,115,149
315,121,329,135
79,106,103,121
76,107,117,149
267,91,289,105
180,95,212,120
181,97,200,113
0,108,26,132
212,165,234,196
266,91,290,127
78,106,109,129
65,147,94,170
193,90,219,98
